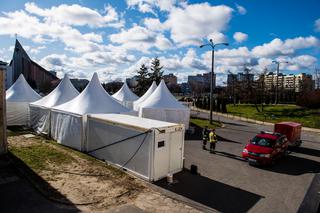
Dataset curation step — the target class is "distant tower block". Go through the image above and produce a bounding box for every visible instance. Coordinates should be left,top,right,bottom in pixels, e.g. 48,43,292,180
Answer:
0,66,7,155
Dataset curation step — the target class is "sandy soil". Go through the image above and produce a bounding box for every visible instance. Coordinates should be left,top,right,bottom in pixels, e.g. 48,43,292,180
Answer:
8,134,143,211
8,132,201,213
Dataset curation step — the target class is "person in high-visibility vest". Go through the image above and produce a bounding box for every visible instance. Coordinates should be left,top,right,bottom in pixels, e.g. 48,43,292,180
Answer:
209,129,217,154
202,126,209,150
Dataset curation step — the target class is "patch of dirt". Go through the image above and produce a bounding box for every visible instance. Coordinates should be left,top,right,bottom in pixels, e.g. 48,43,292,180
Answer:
8,135,38,148
8,133,201,212
8,135,143,211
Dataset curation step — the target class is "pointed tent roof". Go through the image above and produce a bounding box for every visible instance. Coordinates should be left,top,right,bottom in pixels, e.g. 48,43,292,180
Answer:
112,81,139,102
6,74,41,102
139,80,187,109
30,74,79,108
53,73,129,115
133,81,157,111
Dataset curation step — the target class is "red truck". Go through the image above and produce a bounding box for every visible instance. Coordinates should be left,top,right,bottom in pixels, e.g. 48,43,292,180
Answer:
274,122,302,146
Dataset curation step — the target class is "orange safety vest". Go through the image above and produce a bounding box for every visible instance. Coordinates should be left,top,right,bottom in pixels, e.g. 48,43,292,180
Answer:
209,132,217,143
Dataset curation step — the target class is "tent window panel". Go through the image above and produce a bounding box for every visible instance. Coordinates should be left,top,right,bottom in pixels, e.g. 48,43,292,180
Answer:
158,140,165,148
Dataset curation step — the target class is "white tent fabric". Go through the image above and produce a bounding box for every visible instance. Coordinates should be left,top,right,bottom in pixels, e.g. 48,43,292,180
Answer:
133,81,157,111
51,73,130,150
6,74,41,126
138,80,190,129
112,82,139,109
29,74,79,134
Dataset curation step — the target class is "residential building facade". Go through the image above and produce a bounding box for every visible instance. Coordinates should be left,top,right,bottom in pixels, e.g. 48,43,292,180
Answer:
163,73,177,85
187,72,216,94
263,72,314,92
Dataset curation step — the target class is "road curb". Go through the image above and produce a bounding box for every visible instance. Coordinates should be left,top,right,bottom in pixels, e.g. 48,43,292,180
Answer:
191,107,320,133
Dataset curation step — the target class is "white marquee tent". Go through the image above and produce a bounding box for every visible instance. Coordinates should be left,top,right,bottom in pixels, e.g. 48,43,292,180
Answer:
29,74,79,135
138,80,190,129
51,73,130,151
133,81,157,111
112,82,139,109
6,74,41,126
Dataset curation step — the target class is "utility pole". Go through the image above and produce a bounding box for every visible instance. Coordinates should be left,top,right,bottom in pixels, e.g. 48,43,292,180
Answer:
200,39,228,124
272,60,288,104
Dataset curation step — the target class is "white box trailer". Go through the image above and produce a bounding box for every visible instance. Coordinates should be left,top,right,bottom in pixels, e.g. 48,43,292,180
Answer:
86,114,185,182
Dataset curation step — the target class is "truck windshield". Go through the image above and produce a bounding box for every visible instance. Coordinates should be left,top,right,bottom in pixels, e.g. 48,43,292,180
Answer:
251,136,274,147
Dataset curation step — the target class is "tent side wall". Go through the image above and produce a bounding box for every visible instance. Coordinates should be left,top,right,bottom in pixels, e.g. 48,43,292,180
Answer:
50,110,84,151
6,102,29,126
86,116,153,180
139,108,190,129
30,105,51,134
121,101,134,110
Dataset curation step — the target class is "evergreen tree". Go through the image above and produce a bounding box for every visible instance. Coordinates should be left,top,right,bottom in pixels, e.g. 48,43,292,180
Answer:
135,64,149,96
148,57,163,85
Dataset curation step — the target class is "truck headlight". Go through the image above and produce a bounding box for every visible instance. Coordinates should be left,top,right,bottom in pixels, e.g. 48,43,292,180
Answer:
243,148,248,153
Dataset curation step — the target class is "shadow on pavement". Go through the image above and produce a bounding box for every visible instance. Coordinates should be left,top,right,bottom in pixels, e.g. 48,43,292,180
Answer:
0,153,79,213
217,135,242,144
265,155,320,176
155,170,263,213
289,146,320,158
215,151,247,162
186,123,242,144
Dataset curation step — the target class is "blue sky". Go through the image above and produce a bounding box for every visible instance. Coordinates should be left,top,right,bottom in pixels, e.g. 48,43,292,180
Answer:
0,0,319,84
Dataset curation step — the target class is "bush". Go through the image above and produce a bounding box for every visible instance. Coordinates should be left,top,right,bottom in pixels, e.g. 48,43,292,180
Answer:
296,90,320,109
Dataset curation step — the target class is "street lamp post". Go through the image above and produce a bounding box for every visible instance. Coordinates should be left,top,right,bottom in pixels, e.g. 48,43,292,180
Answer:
200,39,228,124
272,60,288,104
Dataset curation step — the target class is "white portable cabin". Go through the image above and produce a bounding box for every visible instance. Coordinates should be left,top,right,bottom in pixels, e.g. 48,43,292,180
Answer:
139,80,190,129
6,74,41,126
133,81,157,111
86,114,185,182
112,82,139,109
29,74,79,135
50,73,130,151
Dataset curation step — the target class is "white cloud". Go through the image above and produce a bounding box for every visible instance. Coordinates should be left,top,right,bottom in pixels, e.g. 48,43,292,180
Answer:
233,32,248,43
109,25,172,52
25,2,121,28
126,0,177,14
207,32,228,43
181,48,207,70
144,17,166,31
314,18,320,32
287,55,317,70
0,10,106,53
165,3,233,46
30,46,46,54
235,4,246,15
155,34,173,50
252,36,319,57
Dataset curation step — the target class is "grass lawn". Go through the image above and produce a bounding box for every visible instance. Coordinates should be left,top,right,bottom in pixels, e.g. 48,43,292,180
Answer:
226,104,320,129
190,117,221,129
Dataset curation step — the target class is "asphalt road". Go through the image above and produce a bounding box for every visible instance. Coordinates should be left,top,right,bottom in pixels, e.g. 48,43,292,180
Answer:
159,111,320,213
